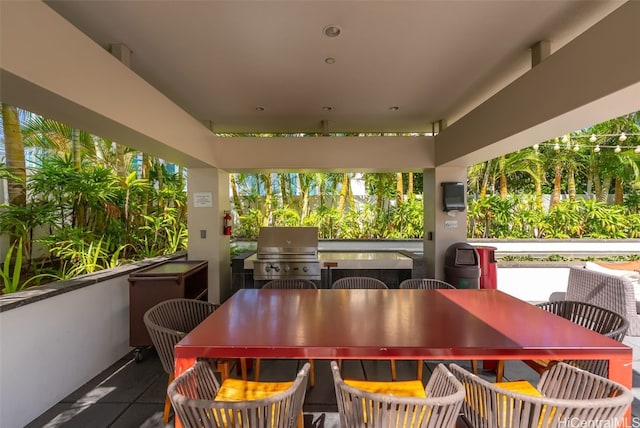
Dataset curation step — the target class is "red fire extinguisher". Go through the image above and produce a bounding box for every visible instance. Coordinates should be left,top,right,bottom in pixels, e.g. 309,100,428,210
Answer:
223,211,232,236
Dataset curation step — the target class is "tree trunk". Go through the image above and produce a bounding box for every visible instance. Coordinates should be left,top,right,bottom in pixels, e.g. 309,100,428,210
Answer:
534,162,543,210
262,173,273,226
407,173,414,197
337,173,349,214
396,173,404,204
567,166,576,201
499,156,507,199
71,128,82,171
551,164,562,207
480,160,491,198
230,174,243,216
2,103,26,207
614,178,624,204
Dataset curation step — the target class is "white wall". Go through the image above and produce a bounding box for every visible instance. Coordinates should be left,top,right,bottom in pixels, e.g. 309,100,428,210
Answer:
0,276,130,428
497,266,571,303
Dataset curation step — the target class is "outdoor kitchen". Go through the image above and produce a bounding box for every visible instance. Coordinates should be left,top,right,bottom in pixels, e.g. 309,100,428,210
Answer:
232,226,426,290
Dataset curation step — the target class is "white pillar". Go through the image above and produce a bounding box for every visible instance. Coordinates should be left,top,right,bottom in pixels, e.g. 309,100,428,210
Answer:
187,168,231,304
423,167,468,280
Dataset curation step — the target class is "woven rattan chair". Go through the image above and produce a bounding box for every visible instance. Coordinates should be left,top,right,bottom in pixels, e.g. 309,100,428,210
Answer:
450,361,632,428
144,298,245,424
399,278,455,379
331,360,464,428
169,360,310,428
262,279,318,289
399,278,456,290
486,300,629,382
331,277,394,379
332,276,388,289
254,279,317,386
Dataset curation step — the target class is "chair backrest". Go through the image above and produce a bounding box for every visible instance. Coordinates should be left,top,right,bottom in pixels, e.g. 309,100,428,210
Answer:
566,266,640,336
536,300,629,376
143,298,216,375
169,360,310,428
331,361,464,428
262,279,318,289
399,278,456,290
450,362,632,428
332,277,388,289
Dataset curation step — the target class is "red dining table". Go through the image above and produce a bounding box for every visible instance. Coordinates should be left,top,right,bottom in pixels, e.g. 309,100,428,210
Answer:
174,288,632,425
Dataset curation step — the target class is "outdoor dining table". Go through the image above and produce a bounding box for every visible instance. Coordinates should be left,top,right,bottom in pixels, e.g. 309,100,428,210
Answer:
174,288,632,426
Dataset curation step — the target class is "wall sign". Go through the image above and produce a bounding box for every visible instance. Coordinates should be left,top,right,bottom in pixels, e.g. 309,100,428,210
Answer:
193,192,213,207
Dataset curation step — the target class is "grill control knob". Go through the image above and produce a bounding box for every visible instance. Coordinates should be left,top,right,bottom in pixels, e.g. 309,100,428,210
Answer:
303,266,309,272
284,266,290,272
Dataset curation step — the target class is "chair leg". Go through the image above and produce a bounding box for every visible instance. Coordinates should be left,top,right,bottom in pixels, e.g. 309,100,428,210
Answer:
255,358,261,381
495,360,504,383
163,373,174,424
240,358,248,380
217,360,230,382
416,360,423,380
390,360,397,381
309,359,315,387
471,360,478,375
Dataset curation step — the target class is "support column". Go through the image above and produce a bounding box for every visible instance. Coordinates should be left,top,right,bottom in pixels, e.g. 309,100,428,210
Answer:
423,167,468,280
187,168,231,304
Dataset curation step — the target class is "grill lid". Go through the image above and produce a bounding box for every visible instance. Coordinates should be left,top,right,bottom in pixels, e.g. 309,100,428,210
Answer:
256,227,318,260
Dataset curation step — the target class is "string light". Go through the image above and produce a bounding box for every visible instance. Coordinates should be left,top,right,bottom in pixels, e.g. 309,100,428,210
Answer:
531,132,639,154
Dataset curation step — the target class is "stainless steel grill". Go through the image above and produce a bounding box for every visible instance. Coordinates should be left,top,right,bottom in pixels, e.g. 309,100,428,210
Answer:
253,227,320,281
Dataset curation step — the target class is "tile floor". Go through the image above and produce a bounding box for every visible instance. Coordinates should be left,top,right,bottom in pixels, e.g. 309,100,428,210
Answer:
27,337,640,427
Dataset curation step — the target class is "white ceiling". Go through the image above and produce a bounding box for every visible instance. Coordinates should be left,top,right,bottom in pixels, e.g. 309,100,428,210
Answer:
43,0,625,135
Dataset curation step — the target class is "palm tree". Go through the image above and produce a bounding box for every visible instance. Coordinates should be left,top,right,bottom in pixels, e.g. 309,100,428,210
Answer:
1,103,28,249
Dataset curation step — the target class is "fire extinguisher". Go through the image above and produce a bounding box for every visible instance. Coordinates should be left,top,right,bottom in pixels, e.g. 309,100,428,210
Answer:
223,211,232,236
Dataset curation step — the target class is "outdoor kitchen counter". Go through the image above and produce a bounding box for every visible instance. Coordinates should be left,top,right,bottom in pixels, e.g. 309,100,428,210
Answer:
243,251,413,270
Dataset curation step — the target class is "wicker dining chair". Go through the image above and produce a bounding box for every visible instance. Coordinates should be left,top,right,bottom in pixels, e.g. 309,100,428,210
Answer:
262,279,318,289
331,360,465,428
450,361,632,428
399,278,456,380
144,298,246,424
169,360,310,428
332,276,388,289
484,300,629,382
331,277,395,379
254,279,317,386
398,278,456,290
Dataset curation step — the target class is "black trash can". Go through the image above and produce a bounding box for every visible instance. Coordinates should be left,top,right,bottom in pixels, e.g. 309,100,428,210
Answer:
444,242,480,289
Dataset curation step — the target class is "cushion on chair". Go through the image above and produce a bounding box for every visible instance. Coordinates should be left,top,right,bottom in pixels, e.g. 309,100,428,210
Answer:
585,261,640,300
215,378,302,428
216,378,294,401
493,380,541,396
344,379,427,398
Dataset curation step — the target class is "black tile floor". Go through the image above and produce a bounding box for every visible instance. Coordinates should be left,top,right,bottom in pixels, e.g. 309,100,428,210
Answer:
26,345,640,428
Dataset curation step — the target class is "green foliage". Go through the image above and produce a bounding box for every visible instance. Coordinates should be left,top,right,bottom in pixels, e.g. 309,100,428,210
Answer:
0,239,59,293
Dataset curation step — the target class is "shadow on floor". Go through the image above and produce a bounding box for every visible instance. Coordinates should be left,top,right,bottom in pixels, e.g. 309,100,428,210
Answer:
26,349,640,427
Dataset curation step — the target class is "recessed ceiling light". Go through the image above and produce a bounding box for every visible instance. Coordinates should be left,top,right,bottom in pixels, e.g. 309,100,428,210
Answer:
389,106,399,111
325,57,336,64
323,25,341,38
322,106,333,111
255,106,264,111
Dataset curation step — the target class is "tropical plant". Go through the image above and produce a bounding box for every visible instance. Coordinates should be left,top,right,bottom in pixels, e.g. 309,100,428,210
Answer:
0,239,59,293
